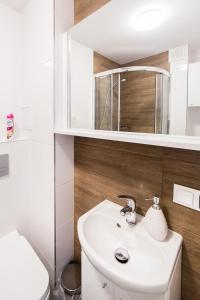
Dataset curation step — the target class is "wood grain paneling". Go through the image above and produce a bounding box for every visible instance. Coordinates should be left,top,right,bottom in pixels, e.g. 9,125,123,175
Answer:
123,51,170,71
94,51,120,74
120,52,169,133
74,0,110,24
74,137,200,300
120,71,156,133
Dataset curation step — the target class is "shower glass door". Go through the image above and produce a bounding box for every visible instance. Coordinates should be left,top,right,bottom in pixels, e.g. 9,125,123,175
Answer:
155,74,170,134
94,69,170,133
95,74,120,130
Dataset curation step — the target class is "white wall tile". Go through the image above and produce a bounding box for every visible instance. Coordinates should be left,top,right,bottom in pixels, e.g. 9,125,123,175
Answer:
0,4,23,141
31,103,54,144
54,0,74,283
55,142,74,185
28,211,55,267
56,219,74,279
71,40,94,129
55,134,74,146
54,0,74,129
0,0,74,290
22,0,55,283
22,0,54,66
56,180,74,229
55,136,74,283
0,141,29,238
28,141,54,266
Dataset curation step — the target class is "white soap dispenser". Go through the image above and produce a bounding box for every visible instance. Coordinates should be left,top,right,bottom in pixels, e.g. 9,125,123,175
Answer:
144,196,168,241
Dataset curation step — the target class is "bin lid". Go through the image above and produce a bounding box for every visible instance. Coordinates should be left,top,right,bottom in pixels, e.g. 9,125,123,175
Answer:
61,262,81,292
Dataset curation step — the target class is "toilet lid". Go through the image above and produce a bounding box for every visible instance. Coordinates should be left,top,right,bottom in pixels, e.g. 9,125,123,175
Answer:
0,231,49,300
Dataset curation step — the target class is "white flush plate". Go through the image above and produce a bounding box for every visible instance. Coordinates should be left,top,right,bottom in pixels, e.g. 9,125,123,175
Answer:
173,184,200,211
0,154,9,177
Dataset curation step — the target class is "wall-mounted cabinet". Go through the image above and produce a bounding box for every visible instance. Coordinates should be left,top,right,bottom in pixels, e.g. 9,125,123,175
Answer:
188,62,200,107
81,251,181,300
54,0,200,149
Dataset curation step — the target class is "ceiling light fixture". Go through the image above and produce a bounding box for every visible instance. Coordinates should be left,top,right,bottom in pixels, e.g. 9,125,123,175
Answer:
133,9,165,31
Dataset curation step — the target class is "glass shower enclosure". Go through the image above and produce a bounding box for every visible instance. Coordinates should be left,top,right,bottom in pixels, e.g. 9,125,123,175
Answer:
95,67,170,134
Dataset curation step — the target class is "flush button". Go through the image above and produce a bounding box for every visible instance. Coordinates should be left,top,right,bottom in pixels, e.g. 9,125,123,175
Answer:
0,154,9,177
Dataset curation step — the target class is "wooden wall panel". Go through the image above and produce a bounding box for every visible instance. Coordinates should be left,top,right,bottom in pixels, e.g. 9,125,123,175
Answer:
74,137,200,300
94,51,120,73
162,148,200,300
74,0,110,24
120,71,156,133
123,51,170,71
120,52,169,133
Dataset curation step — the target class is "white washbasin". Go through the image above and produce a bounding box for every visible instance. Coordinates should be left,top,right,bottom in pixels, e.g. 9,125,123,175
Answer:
78,200,183,295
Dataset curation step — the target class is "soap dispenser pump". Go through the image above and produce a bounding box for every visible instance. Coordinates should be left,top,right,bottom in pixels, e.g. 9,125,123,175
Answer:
144,196,168,241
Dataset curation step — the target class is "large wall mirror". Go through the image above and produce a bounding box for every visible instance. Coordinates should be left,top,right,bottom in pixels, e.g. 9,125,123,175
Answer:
67,0,200,136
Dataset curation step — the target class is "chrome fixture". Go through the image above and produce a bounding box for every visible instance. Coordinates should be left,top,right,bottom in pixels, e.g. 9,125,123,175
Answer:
118,195,137,225
145,196,160,210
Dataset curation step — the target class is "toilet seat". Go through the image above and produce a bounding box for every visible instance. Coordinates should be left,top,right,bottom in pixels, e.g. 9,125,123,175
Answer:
0,231,50,300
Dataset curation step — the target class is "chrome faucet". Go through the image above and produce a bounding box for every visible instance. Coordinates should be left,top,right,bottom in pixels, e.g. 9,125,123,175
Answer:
118,195,137,225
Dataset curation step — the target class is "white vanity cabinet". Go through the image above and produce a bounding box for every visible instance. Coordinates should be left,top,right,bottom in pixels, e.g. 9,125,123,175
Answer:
114,288,133,300
82,250,181,300
82,252,158,300
188,62,200,107
82,252,114,300
82,252,132,300
114,289,162,300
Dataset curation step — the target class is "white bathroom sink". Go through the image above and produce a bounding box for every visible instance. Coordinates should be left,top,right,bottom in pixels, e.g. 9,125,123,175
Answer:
78,200,183,295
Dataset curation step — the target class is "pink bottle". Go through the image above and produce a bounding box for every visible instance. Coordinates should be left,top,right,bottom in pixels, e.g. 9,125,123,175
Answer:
7,114,14,140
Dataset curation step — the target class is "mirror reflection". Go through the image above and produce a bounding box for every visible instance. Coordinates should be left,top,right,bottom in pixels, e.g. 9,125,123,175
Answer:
68,0,200,136
94,66,169,133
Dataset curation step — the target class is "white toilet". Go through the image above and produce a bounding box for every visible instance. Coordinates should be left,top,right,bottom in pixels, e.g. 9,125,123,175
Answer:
0,231,50,300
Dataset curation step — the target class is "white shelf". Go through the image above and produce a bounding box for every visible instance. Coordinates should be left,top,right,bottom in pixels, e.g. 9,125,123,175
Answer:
54,128,200,151
0,137,28,145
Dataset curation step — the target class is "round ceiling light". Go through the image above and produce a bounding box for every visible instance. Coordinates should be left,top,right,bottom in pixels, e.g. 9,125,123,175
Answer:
133,9,165,31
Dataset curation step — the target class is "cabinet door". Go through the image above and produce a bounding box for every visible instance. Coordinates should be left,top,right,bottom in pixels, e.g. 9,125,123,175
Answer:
82,251,114,300
188,62,200,107
114,287,165,300
114,287,133,300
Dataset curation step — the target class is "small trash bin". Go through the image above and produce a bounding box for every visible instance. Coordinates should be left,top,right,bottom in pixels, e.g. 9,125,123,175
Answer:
61,261,81,300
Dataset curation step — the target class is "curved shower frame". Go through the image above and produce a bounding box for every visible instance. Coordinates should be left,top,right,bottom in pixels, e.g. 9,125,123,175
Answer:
94,66,170,78
94,65,170,133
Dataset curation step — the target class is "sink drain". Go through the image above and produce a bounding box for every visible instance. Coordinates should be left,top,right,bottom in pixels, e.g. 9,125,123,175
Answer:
114,248,129,264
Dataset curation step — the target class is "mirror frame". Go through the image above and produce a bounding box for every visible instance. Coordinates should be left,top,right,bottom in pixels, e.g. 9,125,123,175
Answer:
58,29,200,152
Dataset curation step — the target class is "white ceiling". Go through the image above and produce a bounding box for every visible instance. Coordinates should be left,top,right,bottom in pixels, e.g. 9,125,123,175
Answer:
71,0,200,64
0,0,28,11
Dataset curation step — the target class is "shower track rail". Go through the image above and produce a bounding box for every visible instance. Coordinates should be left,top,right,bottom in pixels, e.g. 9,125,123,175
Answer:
95,66,170,78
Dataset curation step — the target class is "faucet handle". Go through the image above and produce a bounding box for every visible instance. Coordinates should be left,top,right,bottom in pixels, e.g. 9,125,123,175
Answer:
118,195,136,210
118,195,137,225
118,194,136,200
